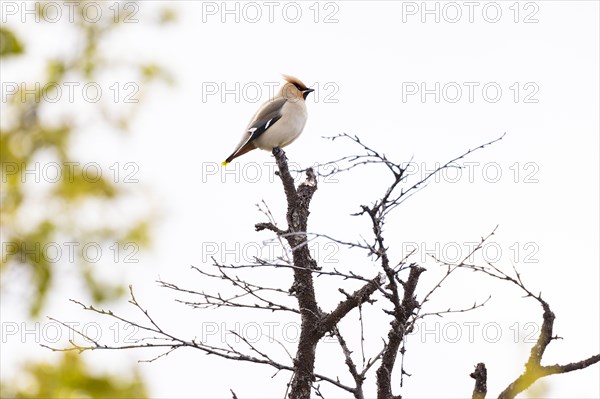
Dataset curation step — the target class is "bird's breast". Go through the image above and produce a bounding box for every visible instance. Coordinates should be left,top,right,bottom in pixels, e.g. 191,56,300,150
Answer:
254,101,308,151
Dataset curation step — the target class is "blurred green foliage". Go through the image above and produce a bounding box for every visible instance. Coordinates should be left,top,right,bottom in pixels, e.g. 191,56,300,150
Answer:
1,0,173,317
0,27,24,57
0,352,148,399
1,1,174,397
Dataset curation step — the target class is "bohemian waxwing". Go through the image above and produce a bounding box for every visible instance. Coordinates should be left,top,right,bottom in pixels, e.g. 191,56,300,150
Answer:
222,75,314,165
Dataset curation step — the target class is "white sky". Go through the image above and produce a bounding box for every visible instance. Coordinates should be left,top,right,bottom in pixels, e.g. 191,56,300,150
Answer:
1,1,599,398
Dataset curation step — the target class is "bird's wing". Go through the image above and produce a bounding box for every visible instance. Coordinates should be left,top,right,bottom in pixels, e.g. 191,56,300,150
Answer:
246,110,283,142
224,98,286,163
245,97,287,140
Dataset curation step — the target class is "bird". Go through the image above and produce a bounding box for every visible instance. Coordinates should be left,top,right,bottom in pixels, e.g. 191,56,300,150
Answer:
222,75,314,165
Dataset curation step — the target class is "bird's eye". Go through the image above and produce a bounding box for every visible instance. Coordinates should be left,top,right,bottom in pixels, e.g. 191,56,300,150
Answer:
293,83,303,91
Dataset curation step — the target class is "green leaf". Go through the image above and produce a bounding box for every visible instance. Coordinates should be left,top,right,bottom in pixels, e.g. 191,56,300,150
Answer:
0,352,148,398
54,166,117,200
0,27,24,57
159,8,177,25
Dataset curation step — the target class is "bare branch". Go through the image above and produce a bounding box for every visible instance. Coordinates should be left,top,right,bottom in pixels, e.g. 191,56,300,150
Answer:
213,261,374,284
159,270,299,314
453,247,600,399
376,265,426,399
321,274,384,333
333,327,364,399
255,221,286,235
470,363,487,399
497,298,599,399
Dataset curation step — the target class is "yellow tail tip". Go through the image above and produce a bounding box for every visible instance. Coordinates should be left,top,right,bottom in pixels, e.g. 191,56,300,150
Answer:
221,161,229,166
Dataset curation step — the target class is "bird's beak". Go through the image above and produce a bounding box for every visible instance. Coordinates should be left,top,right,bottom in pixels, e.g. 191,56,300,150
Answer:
303,88,315,100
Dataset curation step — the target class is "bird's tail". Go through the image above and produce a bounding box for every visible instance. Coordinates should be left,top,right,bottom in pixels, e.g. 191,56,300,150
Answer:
221,154,234,166
221,143,256,166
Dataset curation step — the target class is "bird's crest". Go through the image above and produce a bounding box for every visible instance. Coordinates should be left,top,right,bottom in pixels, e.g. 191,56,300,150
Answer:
281,74,308,90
